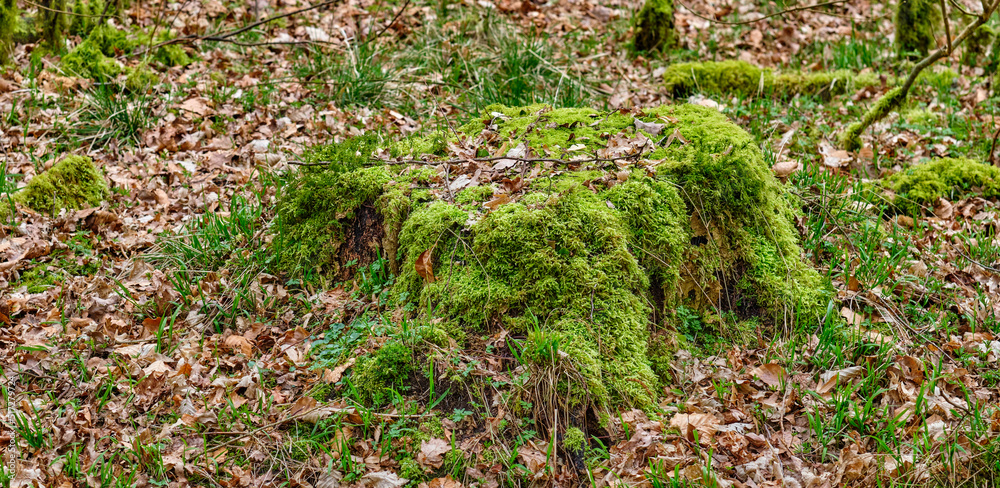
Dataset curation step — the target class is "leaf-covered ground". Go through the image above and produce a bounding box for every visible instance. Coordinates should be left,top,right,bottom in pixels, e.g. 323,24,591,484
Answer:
2,0,1000,487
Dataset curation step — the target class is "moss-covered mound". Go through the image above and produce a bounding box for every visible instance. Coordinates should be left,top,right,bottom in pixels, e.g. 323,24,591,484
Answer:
16,155,109,215
884,158,1000,215
661,60,880,99
62,24,131,79
277,104,828,409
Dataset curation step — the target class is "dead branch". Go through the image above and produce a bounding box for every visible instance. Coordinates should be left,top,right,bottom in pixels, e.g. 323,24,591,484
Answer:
842,0,1000,150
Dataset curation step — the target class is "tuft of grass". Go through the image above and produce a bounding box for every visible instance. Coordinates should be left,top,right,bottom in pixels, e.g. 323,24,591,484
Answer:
72,82,154,149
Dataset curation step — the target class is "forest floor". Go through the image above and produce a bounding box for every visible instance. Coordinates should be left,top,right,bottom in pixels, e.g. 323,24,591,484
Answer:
2,0,1000,487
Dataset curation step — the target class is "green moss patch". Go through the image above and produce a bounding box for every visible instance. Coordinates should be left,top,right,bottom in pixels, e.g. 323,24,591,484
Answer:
661,60,880,99
283,104,827,410
61,24,133,79
16,155,109,215
883,158,1000,215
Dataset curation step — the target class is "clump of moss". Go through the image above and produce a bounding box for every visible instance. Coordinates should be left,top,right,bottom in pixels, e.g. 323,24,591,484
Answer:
661,60,879,99
883,158,1000,215
125,62,158,91
273,133,401,277
895,0,939,59
902,108,939,126
0,0,17,63
61,24,132,79
287,104,828,411
350,340,414,406
632,0,675,52
16,155,108,215
563,427,586,453
154,43,191,67
68,0,104,37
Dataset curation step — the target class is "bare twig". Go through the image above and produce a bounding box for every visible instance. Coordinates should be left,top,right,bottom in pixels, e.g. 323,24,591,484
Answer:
677,0,849,26
949,0,976,16
941,0,953,54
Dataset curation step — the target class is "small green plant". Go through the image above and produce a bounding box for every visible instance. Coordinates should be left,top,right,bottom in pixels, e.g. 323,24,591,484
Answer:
0,157,19,224
13,412,48,449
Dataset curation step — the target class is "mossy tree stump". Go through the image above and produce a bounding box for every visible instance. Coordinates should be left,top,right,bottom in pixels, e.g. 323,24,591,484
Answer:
276,104,827,413
895,0,940,59
632,0,675,52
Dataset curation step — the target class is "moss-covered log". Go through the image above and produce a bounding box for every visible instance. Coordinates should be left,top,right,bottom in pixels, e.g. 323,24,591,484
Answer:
661,60,881,99
276,104,828,411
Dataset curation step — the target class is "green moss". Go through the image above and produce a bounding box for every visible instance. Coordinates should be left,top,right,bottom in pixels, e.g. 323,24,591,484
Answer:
11,13,35,44
840,86,906,151
895,0,939,59
398,457,423,480
39,0,69,49
125,62,158,91
883,158,1000,215
0,0,17,63
285,104,828,411
274,133,400,276
563,427,586,453
350,340,414,407
15,155,108,215
632,0,674,52
661,61,879,99
154,43,191,67
454,185,494,205
16,266,62,293
68,0,104,37
61,25,132,79
902,108,939,126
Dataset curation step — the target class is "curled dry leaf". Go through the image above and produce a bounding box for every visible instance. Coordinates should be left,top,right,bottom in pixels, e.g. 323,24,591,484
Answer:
816,366,864,395
361,471,409,488
668,413,719,444
484,194,511,211
748,363,786,388
415,248,436,283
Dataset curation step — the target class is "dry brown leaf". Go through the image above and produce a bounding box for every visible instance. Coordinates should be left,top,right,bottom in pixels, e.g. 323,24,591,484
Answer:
416,248,436,283
323,358,356,383
224,334,253,355
749,363,787,387
361,471,409,488
417,438,450,469
772,160,799,179
668,413,719,444
484,194,511,211
426,476,462,488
